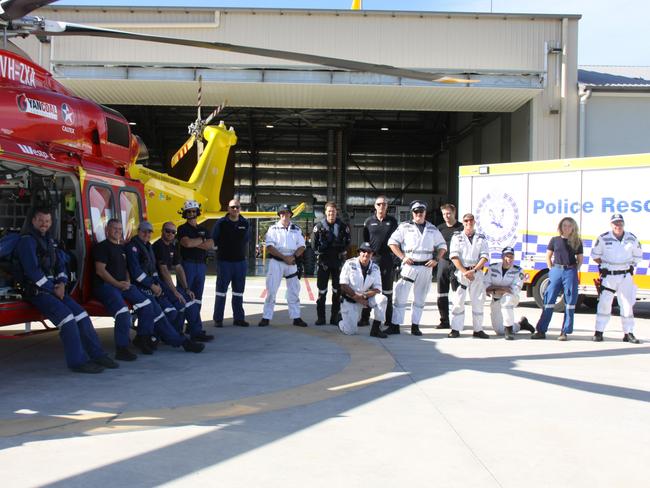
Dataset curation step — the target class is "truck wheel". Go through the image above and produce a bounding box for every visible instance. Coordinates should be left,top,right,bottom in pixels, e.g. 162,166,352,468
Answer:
303,247,316,276
532,272,565,312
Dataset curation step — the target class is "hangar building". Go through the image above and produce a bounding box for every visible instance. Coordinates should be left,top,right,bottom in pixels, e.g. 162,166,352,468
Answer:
16,5,580,229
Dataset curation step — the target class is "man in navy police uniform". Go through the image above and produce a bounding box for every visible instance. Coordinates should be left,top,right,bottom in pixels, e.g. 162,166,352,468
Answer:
15,208,117,373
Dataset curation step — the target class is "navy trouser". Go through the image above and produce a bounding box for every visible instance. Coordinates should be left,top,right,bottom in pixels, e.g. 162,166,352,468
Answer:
182,261,206,313
436,259,454,325
213,260,247,322
536,266,578,334
137,287,187,347
161,282,203,337
28,293,106,368
316,260,342,322
94,283,154,348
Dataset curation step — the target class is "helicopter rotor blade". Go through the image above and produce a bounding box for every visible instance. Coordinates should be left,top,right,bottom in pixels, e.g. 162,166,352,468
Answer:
170,134,196,169
0,0,55,21
36,20,478,84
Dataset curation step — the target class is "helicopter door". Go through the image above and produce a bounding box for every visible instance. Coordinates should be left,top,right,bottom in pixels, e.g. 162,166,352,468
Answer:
87,184,115,243
118,189,142,241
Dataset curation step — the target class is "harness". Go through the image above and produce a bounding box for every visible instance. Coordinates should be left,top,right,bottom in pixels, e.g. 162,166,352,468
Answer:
14,227,58,296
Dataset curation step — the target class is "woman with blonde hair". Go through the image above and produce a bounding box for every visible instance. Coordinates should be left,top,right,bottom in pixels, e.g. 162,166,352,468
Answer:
530,217,583,341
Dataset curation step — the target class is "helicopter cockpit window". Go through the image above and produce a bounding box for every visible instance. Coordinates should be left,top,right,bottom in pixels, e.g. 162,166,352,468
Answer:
119,190,141,241
105,118,130,148
88,185,114,242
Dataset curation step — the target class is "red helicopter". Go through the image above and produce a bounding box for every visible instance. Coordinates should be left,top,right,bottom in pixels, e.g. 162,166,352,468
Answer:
0,0,475,334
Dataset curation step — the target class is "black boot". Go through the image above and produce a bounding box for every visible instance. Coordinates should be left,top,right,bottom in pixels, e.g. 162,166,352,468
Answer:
370,320,388,338
623,332,640,344
115,347,137,361
504,326,515,340
314,316,327,326
593,331,604,342
293,318,308,327
518,317,535,333
182,339,205,353
411,324,423,336
383,323,400,335
132,335,153,355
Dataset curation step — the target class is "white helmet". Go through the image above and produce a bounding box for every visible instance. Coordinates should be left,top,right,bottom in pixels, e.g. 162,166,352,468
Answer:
181,199,201,217
183,200,200,211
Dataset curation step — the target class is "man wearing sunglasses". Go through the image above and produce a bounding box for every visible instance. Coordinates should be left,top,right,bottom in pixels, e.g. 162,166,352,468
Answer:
388,201,447,336
338,242,388,337
177,199,214,342
211,199,251,327
259,204,308,327
126,220,205,353
359,195,399,331
153,222,205,341
448,213,490,338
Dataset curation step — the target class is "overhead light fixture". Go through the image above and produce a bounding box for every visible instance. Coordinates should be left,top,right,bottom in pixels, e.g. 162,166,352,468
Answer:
266,124,274,129
380,127,389,131
129,122,137,126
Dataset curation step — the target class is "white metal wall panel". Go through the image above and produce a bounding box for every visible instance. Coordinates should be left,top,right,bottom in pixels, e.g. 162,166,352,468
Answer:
585,95,650,156
34,7,571,72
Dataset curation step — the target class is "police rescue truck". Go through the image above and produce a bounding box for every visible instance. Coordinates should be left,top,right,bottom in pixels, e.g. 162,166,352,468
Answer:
458,153,650,308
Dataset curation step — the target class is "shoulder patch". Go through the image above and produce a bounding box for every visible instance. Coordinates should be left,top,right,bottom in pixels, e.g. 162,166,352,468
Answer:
599,231,609,237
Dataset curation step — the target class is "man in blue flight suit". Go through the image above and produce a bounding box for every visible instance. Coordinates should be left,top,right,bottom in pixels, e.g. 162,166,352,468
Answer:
152,221,205,339
312,201,351,326
15,208,118,373
211,198,250,327
125,220,205,353
94,218,157,360
177,199,214,342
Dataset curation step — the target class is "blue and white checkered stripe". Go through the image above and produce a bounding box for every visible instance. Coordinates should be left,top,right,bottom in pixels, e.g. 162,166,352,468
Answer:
488,232,650,276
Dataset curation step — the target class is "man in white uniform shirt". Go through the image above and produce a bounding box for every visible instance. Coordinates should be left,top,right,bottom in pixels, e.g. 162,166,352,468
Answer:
591,213,643,344
484,246,535,340
338,242,388,338
259,204,308,327
388,201,447,336
448,213,490,338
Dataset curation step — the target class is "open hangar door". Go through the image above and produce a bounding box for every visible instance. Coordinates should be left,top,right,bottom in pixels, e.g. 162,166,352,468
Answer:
113,103,530,243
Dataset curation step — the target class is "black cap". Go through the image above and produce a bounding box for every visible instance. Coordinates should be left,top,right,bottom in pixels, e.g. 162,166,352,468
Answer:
502,246,515,256
358,242,374,253
277,204,293,216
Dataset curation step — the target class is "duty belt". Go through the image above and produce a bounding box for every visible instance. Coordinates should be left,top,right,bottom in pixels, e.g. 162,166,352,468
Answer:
410,261,429,266
601,268,632,276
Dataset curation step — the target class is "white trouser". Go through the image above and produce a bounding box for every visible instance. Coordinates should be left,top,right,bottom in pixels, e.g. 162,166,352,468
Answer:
263,258,301,320
595,273,637,333
339,294,387,335
392,264,433,325
489,293,520,335
451,270,486,332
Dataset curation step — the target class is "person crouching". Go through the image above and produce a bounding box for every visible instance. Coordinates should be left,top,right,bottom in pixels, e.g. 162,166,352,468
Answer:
338,242,388,338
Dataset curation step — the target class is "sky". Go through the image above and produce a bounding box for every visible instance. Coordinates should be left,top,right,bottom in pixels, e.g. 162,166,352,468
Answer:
54,1,650,66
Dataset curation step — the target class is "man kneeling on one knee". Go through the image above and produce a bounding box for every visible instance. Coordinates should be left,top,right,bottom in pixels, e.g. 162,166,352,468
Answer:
484,247,534,340
338,242,388,338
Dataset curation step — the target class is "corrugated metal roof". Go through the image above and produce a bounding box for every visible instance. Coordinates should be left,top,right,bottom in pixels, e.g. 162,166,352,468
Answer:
60,78,540,112
578,66,650,88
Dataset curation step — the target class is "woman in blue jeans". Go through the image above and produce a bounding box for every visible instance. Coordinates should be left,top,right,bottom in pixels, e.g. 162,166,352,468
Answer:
531,217,583,341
